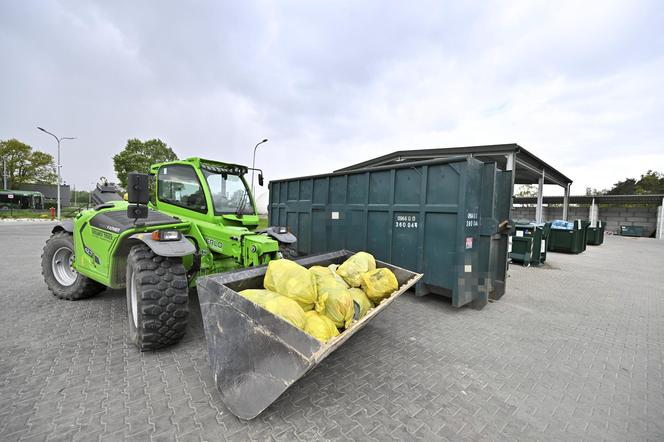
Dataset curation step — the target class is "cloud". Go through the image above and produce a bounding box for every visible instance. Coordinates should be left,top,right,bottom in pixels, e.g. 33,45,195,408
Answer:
0,0,662,195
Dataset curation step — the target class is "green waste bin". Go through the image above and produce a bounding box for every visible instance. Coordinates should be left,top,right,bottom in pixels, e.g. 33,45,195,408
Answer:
510,222,551,266
548,220,588,254
586,220,605,245
620,225,645,237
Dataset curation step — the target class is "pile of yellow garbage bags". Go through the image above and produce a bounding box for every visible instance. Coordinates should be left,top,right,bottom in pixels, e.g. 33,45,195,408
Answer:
239,252,399,343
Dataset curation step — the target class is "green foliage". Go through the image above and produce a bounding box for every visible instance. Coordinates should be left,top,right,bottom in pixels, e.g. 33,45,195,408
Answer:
585,187,607,196
515,184,537,197
0,138,57,188
0,209,52,219
635,170,664,194
113,138,178,189
607,178,636,195
607,171,663,195
71,190,91,205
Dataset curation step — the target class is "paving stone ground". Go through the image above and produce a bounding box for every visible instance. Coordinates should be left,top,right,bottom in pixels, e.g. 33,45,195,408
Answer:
1,222,663,441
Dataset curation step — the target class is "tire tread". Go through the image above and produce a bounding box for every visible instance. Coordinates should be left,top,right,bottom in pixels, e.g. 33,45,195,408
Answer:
128,244,188,351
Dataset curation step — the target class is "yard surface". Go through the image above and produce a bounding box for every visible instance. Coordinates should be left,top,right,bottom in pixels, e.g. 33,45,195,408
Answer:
0,223,663,441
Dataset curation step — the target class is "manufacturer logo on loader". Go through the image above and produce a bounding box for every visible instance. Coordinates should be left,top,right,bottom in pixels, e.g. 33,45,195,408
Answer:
205,238,223,250
84,246,101,265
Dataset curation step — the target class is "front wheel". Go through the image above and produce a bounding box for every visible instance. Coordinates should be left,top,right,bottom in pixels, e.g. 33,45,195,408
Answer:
41,231,106,300
126,244,189,351
279,242,298,259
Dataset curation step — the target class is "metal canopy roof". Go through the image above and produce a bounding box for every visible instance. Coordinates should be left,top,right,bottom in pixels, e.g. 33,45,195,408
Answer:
334,143,573,187
514,194,664,205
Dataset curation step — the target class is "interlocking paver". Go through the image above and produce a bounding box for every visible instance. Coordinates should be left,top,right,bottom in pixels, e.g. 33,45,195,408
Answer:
1,223,664,440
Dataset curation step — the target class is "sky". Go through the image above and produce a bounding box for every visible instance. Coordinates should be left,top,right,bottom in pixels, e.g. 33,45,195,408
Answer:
1,0,663,200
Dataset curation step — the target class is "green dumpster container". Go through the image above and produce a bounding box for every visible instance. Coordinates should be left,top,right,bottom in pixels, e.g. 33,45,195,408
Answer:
510,222,551,266
586,220,605,245
269,156,513,309
548,219,587,254
620,225,645,237
579,220,591,252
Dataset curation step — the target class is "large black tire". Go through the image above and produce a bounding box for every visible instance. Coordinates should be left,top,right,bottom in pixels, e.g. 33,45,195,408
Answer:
126,244,189,351
41,231,106,300
279,242,299,259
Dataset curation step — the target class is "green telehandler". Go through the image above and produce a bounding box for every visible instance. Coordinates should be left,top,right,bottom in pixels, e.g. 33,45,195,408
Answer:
41,157,297,351
39,156,425,419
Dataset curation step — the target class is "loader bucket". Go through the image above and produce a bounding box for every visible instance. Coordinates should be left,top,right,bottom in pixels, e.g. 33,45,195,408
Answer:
196,250,422,420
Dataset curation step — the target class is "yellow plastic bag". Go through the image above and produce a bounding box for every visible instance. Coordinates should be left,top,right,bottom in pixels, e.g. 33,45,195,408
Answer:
264,259,319,311
360,268,399,304
263,296,306,330
336,252,376,287
309,265,332,280
349,288,372,319
303,311,339,343
310,266,354,329
238,289,280,307
327,264,350,288
239,289,306,330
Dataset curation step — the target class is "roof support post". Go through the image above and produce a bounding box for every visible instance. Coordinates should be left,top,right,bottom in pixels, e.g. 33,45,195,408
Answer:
505,152,516,204
589,198,598,227
506,151,516,210
657,198,664,240
506,152,515,172
535,170,544,223
562,183,570,221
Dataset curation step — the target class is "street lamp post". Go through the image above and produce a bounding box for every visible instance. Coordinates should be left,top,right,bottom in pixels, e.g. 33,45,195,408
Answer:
251,138,268,195
37,127,75,220
2,157,7,190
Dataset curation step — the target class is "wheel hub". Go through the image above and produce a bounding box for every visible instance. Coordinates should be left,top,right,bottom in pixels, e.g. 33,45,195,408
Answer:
130,270,138,328
51,247,77,286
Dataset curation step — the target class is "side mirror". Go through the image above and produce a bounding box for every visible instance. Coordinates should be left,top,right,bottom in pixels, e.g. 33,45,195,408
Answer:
127,204,148,220
127,172,150,204
127,172,149,220
258,173,264,186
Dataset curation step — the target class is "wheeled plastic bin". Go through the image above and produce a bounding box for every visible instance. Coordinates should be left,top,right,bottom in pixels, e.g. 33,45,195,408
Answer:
586,220,605,245
269,156,513,309
548,219,588,254
510,222,551,266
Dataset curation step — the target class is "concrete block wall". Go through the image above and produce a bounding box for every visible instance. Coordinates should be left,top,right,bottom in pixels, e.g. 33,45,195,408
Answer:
511,205,660,236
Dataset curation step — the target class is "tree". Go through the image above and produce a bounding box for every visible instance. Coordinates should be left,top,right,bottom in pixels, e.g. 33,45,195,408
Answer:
635,170,664,194
607,171,664,195
585,187,607,196
113,138,178,189
70,189,91,206
0,138,57,189
606,178,636,195
515,184,537,197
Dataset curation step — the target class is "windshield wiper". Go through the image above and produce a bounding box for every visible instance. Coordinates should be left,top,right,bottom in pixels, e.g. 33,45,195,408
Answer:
235,191,248,217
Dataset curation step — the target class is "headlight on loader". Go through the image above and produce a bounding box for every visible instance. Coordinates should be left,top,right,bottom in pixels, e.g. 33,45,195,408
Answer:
151,230,182,241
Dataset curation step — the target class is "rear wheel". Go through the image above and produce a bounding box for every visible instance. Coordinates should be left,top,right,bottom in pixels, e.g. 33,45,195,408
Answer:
126,244,189,351
41,231,106,300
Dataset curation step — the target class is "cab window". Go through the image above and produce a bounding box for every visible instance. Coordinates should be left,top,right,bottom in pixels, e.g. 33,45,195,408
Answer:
203,170,252,214
157,165,207,213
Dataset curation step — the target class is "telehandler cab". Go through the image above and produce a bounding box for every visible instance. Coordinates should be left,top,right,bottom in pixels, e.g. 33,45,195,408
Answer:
41,158,296,351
